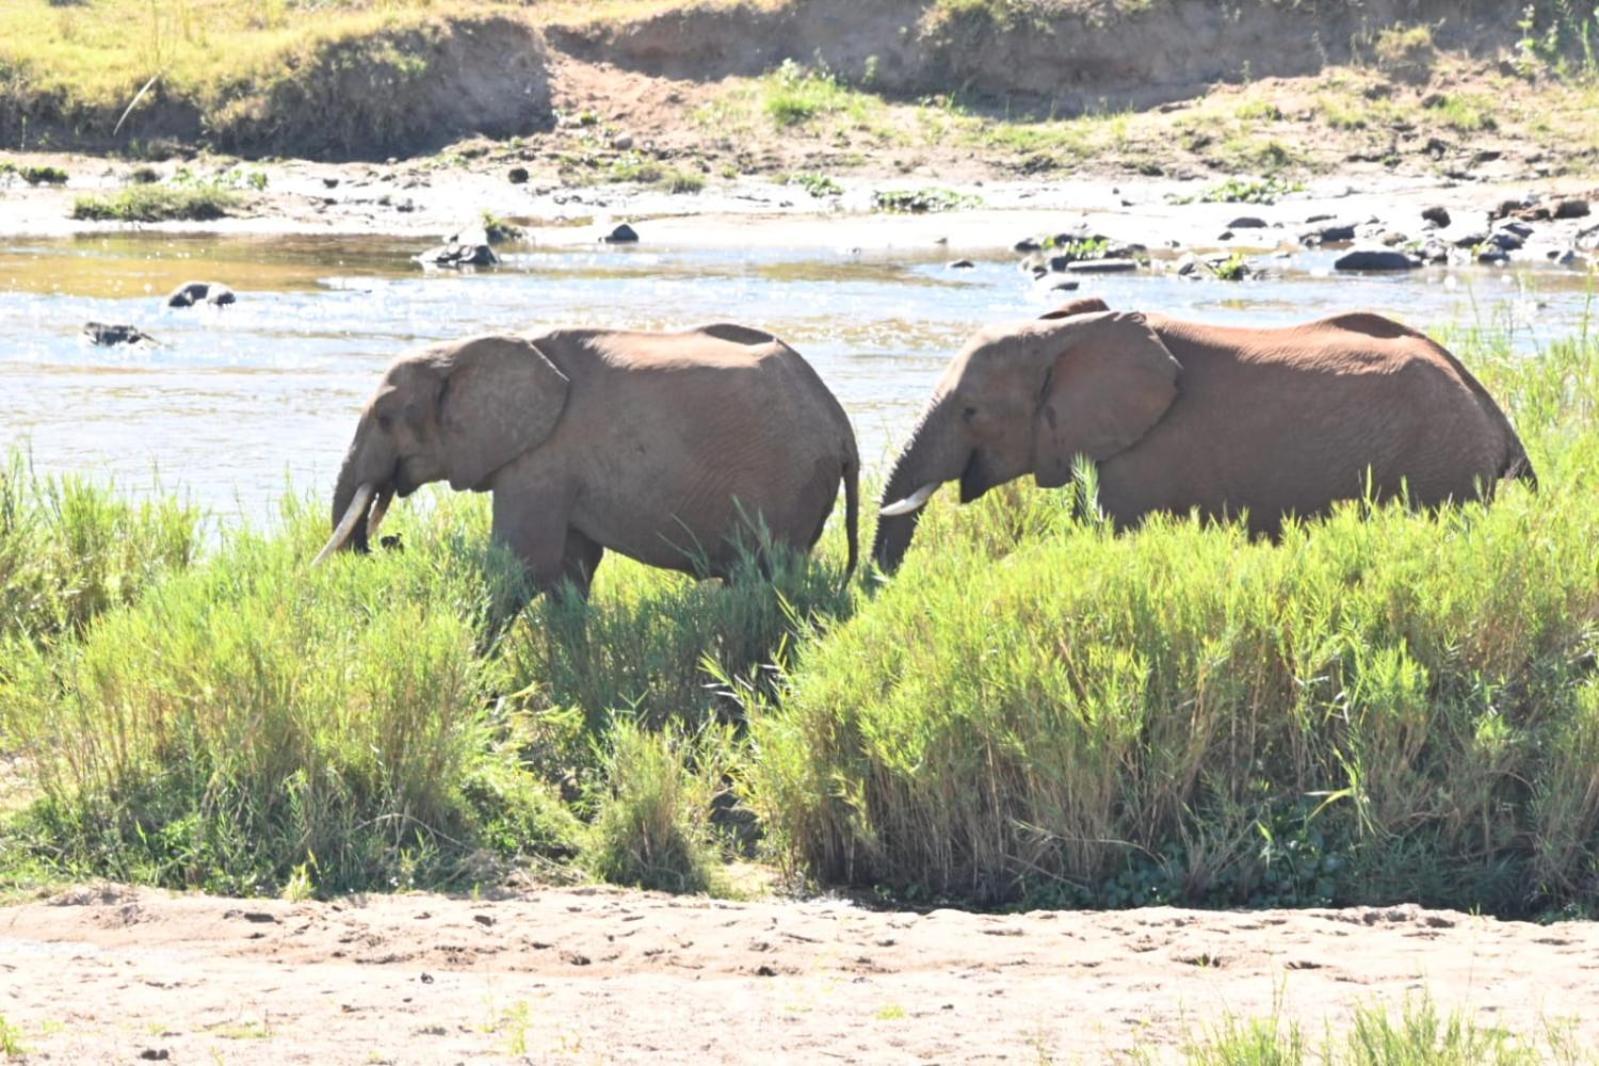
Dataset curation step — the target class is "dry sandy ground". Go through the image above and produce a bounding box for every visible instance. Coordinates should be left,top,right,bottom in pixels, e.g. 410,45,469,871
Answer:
2,885,1597,1063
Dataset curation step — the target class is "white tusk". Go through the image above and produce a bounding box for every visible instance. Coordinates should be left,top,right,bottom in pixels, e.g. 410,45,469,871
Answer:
879,481,941,517
313,482,375,565
365,486,395,542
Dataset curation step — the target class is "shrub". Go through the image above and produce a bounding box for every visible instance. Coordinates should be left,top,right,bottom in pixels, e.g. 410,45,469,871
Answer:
746,328,1599,911
580,718,733,894
2,496,576,894
71,184,240,222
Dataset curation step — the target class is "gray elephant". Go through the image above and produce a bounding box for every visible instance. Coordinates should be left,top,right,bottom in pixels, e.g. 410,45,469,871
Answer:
874,298,1534,572
317,324,860,598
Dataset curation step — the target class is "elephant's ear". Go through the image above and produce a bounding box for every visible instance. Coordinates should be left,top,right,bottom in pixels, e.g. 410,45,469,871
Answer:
1032,312,1180,488
437,334,570,491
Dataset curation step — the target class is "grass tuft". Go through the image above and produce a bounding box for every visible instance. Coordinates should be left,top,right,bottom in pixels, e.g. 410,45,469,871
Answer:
71,183,240,222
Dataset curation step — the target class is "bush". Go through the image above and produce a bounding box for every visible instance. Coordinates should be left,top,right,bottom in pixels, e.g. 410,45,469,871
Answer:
746,328,1599,911
2,496,576,894
0,451,200,653
71,184,240,222
580,719,733,894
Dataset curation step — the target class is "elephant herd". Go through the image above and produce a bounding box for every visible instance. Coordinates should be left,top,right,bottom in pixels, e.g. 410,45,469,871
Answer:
316,297,1535,599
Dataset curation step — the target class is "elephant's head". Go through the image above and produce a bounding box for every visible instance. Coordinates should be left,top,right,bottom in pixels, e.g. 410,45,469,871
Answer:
872,303,1180,573
316,333,569,562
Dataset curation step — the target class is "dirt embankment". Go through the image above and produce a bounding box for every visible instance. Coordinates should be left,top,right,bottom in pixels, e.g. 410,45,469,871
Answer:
557,0,1520,111
0,0,1536,163
3,883,1597,1063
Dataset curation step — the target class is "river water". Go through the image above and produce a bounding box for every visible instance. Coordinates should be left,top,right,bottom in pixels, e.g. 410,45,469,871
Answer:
1,231,1592,525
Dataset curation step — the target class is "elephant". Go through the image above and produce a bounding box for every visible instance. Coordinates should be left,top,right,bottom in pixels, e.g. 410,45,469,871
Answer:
873,298,1535,572
317,323,860,599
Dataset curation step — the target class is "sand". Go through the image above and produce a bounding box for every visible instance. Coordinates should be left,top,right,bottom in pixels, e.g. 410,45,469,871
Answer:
2,883,1596,1063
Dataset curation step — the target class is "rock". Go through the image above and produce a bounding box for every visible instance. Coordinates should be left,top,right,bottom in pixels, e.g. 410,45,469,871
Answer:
1300,222,1357,245
1488,230,1524,251
83,321,155,346
1515,206,1552,222
1065,258,1140,274
1218,230,1235,241
947,259,976,270
1489,197,1527,221
1417,239,1450,264
1500,220,1535,239
1013,237,1042,253
1553,198,1591,220
1421,206,1451,228
1303,213,1336,224
1044,278,1080,291
1333,249,1421,271
1227,217,1268,229
1477,247,1510,265
167,281,235,307
322,177,340,189
413,241,499,268
1451,229,1488,249
611,133,634,150
602,222,640,244
1379,230,1409,247
1175,253,1202,278
1548,247,1582,266
138,1051,170,1062
508,166,529,184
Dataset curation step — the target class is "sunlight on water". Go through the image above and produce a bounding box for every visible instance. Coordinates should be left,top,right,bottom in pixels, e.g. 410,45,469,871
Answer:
1,233,1592,525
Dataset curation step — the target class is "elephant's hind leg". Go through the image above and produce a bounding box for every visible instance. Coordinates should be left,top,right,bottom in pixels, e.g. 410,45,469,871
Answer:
555,528,605,600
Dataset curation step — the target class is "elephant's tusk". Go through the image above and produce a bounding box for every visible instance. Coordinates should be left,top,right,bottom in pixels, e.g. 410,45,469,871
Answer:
880,481,941,517
365,485,395,542
314,482,375,565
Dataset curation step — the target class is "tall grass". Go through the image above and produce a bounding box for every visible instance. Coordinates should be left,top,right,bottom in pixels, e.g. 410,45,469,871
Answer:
745,326,1599,910
1175,997,1588,1065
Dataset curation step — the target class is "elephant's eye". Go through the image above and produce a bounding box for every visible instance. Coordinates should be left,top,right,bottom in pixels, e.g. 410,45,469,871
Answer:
962,405,978,420
376,413,394,432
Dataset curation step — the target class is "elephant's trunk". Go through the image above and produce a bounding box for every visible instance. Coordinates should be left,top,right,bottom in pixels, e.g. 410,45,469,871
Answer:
324,433,376,560
872,398,967,574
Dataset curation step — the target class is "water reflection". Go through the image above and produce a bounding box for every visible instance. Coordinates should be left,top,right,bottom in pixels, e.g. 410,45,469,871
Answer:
1,233,1591,525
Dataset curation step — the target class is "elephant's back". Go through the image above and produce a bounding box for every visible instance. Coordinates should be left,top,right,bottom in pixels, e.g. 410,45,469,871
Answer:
1108,313,1513,527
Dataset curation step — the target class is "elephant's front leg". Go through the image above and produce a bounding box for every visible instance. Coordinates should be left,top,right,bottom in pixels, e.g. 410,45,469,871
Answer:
490,486,587,605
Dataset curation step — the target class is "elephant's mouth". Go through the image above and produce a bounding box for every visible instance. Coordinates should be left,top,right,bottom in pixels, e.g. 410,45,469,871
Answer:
314,481,396,564
958,451,992,504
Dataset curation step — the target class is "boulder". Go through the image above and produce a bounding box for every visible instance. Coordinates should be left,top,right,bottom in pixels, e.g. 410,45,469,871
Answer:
1488,230,1524,252
1417,239,1450,265
1553,198,1591,220
414,241,498,268
1300,222,1357,245
1013,237,1042,253
602,222,640,244
1043,277,1080,291
1333,249,1421,271
83,321,155,346
508,167,529,184
947,259,976,270
167,281,235,308
1421,206,1451,228
1500,220,1535,239
1064,258,1140,274
1451,230,1488,249
1227,216,1268,229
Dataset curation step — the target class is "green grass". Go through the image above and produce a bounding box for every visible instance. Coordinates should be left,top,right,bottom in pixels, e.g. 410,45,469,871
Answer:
1196,175,1304,204
1425,92,1499,134
872,187,981,213
3,318,1598,911
761,59,872,128
1175,997,1588,1064
744,322,1599,909
71,183,241,222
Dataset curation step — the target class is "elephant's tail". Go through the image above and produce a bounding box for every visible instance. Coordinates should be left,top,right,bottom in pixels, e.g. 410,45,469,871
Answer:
842,453,860,584
1503,433,1538,491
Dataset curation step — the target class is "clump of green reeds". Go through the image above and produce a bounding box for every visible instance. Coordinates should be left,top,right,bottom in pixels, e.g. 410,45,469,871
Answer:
745,324,1599,911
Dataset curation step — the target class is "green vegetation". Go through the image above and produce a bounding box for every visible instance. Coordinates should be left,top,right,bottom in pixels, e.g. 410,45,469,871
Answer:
1175,997,1588,1065
747,322,1599,909
0,164,70,186
785,172,844,198
1197,175,1305,205
872,187,981,213
1425,92,1498,134
71,183,240,222
1211,252,1250,280
0,1013,23,1059
760,59,870,128
4,318,1597,910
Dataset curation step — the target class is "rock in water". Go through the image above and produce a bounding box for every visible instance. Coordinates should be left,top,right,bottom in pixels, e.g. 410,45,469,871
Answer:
84,321,156,346
947,259,976,270
413,242,499,268
167,281,235,307
1333,249,1421,272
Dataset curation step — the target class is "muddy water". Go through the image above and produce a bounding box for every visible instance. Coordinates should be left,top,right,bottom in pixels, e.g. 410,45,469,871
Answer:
1,232,1592,525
